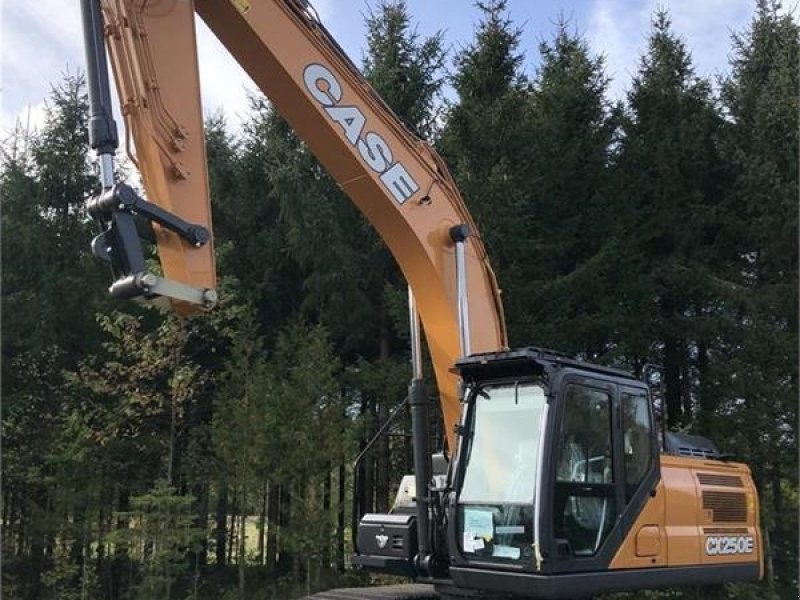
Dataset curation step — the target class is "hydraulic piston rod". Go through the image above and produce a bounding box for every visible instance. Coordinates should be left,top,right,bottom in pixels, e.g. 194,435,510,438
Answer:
408,287,432,574
80,0,118,189
450,225,472,357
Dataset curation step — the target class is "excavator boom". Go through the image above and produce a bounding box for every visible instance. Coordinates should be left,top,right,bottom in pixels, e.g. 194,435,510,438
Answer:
96,0,506,449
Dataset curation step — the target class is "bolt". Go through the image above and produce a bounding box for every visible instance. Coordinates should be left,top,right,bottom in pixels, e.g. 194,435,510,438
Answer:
140,273,158,287
203,289,218,307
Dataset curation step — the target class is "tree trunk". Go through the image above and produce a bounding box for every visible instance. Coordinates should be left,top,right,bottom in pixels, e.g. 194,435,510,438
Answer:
764,523,775,587
680,360,692,422
30,486,46,574
215,480,228,569
663,332,683,429
695,341,715,436
80,505,91,600
69,497,85,578
278,484,293,575
376,326,390,513
227,497,236,567
770,466,783,586
364,401,376,515
194,481,209,567
96,495,106,570
238,483,247,598
353,443,362,548
17,487,27,558
258,480,267,566
168,397,177,486
266,480,279,574
3,487,13,558
336,463,345,572
322,467,332,569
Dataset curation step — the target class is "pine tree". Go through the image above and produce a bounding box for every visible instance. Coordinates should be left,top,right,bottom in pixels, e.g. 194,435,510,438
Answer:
363,0,446,139
1,75,110,596
2,75,108,376
613,10,726,427
107,481,203,600
211,303,270,595
511,20,616,353
438,0,532,335
258,321,344,587
716,2,799,593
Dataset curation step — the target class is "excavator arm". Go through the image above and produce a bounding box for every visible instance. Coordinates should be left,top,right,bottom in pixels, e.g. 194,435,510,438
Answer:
88,0,507,449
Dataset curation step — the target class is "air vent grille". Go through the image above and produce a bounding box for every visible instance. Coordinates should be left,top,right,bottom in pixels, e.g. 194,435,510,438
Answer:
702,491,747,522
677,446,718,459
697,473,743,488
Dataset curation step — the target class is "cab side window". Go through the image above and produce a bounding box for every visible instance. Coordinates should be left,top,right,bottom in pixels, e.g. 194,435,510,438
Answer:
554,385,615,556
622,392,653,502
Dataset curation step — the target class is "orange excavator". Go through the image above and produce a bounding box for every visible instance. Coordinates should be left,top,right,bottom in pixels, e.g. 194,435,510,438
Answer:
80,1,762,598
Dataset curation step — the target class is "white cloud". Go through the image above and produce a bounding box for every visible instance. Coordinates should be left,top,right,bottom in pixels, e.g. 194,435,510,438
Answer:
195,18,256,130
0,0,342,136
2,100,48,137
587,0,756,101
310,0,334,22
2,1,85,133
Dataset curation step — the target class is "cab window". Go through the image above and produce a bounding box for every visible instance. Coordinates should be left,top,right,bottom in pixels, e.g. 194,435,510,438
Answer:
553,384,615,556
622,391,653,502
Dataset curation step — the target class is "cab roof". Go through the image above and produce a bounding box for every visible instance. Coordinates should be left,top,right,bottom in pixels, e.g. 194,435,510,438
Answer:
454,346,642,383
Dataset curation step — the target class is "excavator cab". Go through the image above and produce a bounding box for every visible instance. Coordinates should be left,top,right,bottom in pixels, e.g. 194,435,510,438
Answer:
357,348,760,599
356,349,656,588
446,349,660,598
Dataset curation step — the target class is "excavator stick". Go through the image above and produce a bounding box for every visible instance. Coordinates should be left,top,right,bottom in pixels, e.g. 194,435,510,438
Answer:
81,0,217,310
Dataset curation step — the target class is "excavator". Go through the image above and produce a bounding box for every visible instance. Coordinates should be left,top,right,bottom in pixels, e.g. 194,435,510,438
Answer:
79,1,762,598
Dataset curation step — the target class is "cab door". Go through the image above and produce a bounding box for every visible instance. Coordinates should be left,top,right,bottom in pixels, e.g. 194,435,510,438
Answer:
544,371,658,573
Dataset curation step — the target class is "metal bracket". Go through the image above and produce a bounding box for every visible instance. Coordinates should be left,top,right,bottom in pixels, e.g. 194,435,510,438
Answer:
88,183,210,247
87,183,214,308
109,272,217,309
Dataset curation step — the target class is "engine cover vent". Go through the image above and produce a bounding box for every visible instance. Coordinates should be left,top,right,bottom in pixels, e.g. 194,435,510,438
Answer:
702,491,747,522
664,432,720,460
697,473,744,488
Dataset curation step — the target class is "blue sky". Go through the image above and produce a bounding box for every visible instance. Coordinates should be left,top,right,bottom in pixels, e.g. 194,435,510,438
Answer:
2,1,794,133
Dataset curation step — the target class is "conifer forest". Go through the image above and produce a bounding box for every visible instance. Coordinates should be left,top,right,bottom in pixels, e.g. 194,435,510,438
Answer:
1,1,797,599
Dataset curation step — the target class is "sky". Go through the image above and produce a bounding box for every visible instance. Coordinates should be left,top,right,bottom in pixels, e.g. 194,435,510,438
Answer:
1,0,794,135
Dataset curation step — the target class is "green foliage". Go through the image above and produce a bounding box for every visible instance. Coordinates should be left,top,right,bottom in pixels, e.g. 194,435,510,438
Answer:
1,74,107,368
512,20,616,351
610,10,730,428
262,322,344,557
439,0,531,280
715,2,799,594
107,481,203,600
363,0,446,138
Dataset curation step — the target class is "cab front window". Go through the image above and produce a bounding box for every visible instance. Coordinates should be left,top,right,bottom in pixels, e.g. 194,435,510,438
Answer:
458,382,547,563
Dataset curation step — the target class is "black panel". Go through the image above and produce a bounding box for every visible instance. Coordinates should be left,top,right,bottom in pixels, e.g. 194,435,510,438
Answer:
447,563,761,599
664,432,721,459
357,513,418,562
455,347,640,384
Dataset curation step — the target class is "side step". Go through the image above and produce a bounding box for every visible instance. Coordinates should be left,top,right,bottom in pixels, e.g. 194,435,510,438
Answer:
302,583,437,599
